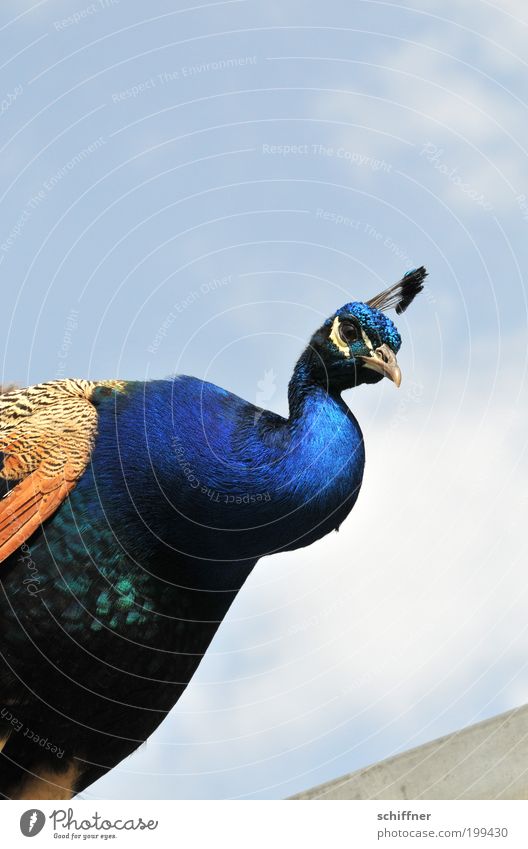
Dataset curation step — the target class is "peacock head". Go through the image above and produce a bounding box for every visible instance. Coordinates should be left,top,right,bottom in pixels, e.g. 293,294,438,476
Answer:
307,267,427,392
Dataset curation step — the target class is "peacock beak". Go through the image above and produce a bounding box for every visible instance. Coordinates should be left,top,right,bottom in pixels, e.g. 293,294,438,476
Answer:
360,344,402,388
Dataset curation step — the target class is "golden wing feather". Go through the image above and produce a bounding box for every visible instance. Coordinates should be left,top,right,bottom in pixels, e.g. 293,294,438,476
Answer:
0,379,123,563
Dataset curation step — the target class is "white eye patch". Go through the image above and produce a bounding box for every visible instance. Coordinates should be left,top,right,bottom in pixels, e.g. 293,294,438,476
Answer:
329,317,375,358
360,328,374,352
329,317,351,358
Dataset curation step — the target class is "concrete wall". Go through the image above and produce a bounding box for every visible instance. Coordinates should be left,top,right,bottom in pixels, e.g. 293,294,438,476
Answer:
291,705,528,799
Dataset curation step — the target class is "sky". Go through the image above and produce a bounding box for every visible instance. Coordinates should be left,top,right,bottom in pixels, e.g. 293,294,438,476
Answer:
1,0,527,799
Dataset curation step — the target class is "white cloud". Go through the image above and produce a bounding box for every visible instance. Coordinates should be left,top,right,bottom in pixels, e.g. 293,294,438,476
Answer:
309,6,528,214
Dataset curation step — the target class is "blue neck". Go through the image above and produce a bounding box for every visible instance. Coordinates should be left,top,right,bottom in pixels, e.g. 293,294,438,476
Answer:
89,368,365,572
287,346,332,422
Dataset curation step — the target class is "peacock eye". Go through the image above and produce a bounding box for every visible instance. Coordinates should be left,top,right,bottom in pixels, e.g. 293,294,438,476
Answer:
338,321,359,345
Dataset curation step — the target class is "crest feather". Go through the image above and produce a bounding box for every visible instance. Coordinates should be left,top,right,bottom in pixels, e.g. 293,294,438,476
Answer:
366,266,427,315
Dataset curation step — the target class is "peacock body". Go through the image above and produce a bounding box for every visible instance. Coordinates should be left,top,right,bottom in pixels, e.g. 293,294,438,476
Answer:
0,267,426,798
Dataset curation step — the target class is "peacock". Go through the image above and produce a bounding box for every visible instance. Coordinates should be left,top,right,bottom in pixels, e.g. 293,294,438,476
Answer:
0,267,426,799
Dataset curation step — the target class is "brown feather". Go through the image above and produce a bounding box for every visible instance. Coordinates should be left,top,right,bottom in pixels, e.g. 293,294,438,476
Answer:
0,378,124,563
0,471,76,562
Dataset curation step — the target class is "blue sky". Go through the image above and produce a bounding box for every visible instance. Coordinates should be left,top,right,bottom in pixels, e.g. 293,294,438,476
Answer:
1,0,527,798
